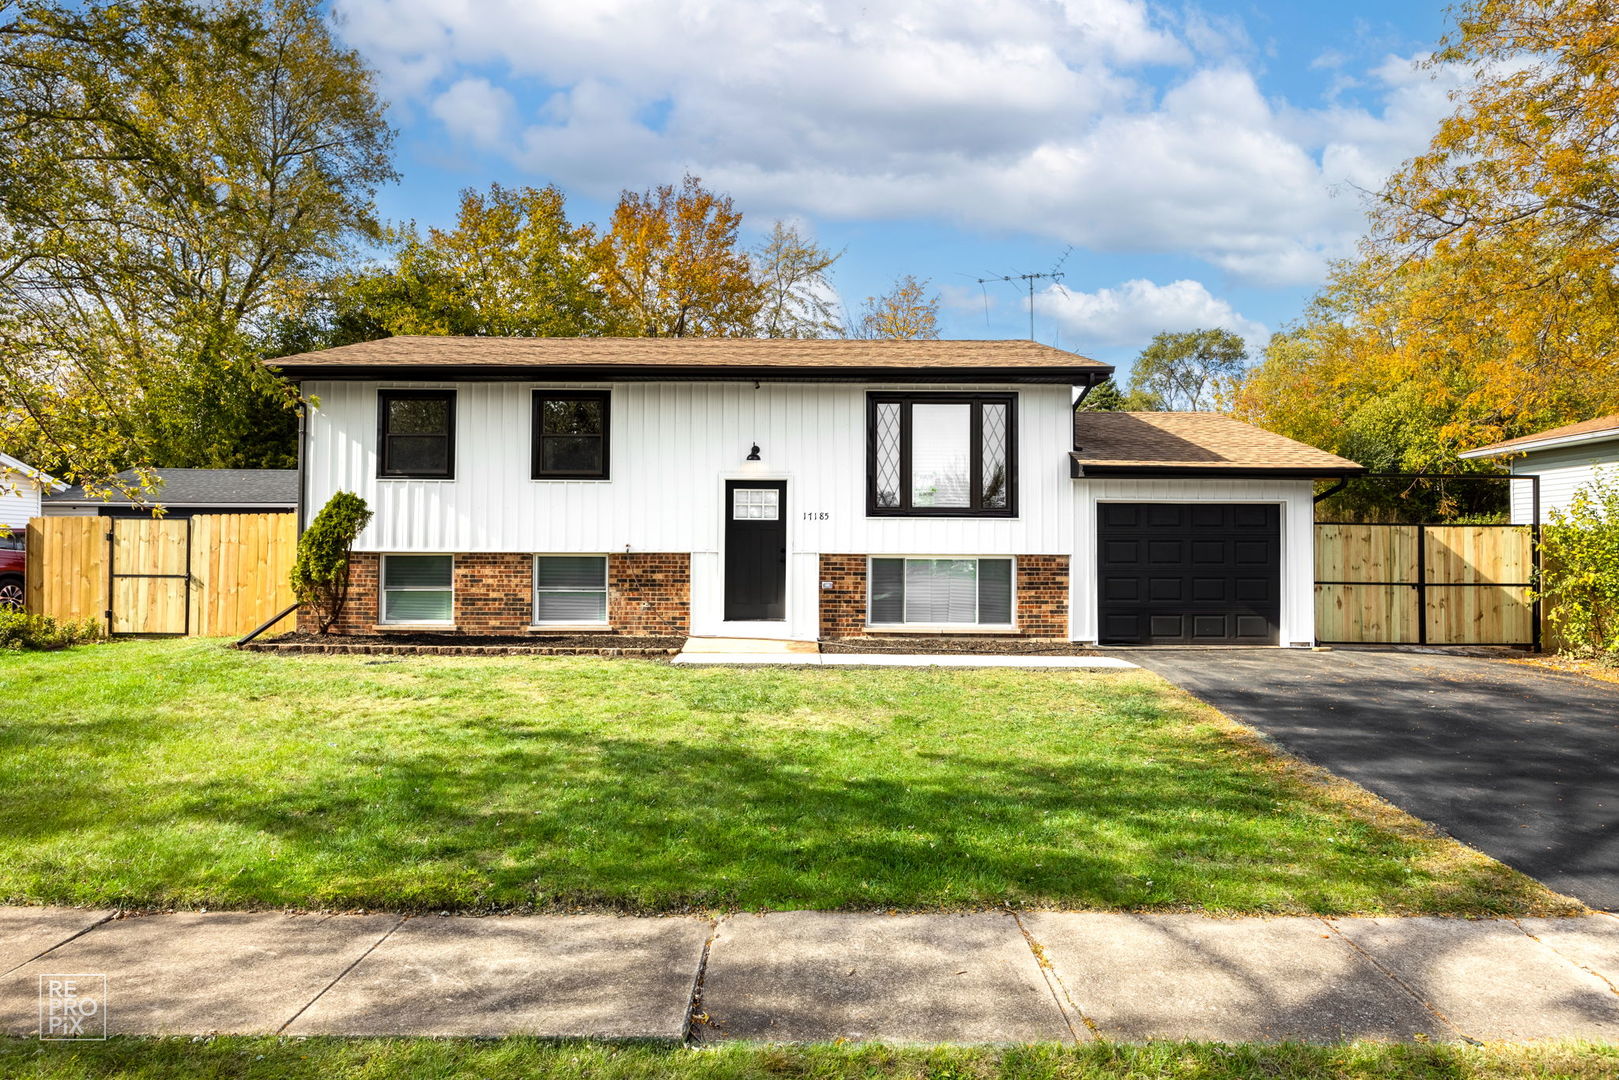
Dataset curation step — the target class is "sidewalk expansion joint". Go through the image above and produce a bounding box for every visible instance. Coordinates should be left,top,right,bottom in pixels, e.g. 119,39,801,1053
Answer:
1318,917,1473,1044
1510,917,1619,998
1010,911,1096,1043
681,917,721,1047
275,913,406,1035
0,909,117,979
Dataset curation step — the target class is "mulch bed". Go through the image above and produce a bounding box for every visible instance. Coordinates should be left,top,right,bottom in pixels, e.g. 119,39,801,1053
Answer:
819,636,1100,656
242,631,685,658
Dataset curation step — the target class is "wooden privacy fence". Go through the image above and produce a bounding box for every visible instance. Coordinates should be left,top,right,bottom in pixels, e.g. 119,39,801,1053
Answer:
1315,523,1537,646
25,513,298,637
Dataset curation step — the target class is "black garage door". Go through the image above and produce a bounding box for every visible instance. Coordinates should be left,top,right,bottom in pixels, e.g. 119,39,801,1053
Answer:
1097,503,1280,645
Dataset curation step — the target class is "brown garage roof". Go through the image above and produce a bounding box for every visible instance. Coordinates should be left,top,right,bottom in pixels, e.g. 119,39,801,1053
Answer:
1072,411,1363,477
1460,414,1619,458
266,335,1112,383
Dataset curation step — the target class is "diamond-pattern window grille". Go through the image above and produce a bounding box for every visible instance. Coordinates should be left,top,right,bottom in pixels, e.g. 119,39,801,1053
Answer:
875,402,902,507
981,403,1008,508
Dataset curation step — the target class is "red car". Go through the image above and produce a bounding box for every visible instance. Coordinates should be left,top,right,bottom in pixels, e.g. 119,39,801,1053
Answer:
0,533,23,608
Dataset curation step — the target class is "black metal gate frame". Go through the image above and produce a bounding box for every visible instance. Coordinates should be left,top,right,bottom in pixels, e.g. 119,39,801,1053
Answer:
1314,472,1541,650
105,517,192,636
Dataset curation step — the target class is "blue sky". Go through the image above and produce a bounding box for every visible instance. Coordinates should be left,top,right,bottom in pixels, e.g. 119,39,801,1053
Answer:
330,0,1459,371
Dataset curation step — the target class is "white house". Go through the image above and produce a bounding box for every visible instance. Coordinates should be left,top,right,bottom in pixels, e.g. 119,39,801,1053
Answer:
273,337,1361,646
1459,414,1619,524
0,452,64,532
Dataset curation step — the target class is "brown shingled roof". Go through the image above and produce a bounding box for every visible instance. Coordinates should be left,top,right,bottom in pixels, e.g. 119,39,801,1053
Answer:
1072,411,1363,476
1461,414,1619,458
267,335,1110,381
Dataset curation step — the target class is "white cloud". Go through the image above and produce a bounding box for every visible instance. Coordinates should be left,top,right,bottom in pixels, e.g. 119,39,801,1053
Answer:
1036,278,1269,355
429,77,515,149
333,0,1460,285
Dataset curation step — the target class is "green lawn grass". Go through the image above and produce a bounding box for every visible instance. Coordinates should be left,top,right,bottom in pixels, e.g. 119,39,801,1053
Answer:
3,1037,1616,1080
0,639,1569,915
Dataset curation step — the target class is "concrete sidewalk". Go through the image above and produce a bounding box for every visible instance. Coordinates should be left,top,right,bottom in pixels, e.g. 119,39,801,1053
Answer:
5,908,1619,1044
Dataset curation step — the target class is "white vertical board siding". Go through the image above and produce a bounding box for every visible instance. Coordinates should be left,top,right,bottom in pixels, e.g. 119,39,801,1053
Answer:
1508,449,1619,523
304,379,1076,559
1070,477,1318,646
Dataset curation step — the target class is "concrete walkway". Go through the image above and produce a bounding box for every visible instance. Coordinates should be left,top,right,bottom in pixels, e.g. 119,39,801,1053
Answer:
673,638,1136,669
4,907,1619,1043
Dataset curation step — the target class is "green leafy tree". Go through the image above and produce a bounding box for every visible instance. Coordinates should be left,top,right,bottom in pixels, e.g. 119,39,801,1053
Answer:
1128,329,1247,412
1080,376,1163,412
1539,471,1619,661
290,491,373,634
0,0,395,494
304,184,605,344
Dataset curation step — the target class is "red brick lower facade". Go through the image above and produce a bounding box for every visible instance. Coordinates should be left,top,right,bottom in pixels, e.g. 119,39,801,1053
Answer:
299,552,690,635
818,553,1070,639
297,550,1063,640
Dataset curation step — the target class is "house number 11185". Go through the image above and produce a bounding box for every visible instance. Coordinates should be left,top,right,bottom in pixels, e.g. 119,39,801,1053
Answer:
801,511,829,521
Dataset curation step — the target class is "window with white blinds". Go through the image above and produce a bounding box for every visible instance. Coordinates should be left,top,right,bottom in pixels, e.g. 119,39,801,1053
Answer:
867,557,1015,627
534,555,609,625
381,555,454,624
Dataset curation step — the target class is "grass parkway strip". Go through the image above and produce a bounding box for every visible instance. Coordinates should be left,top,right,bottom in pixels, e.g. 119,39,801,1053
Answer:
2,1036,1618,1080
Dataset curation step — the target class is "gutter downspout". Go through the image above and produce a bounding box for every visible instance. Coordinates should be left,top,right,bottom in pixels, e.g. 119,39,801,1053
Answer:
1313,477,1349,504
294,396,307,535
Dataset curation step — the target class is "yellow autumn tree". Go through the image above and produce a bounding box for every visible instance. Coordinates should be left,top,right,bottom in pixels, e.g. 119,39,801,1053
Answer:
1235,0,1619,472
854,275,940,339
591,174,760,337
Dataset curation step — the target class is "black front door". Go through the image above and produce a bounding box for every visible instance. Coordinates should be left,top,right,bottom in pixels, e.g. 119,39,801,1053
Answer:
1097,502,1280,645
724,480,787,621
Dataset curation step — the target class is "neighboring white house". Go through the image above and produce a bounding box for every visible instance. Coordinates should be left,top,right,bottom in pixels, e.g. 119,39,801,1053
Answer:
0,452,64,532
1459,414,1619,524
273,337,1361,646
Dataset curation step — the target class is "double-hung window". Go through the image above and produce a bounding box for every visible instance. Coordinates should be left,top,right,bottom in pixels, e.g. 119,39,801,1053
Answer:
868,557,1014,628
534,555,609,625
380,555,454,624
867,393,1015,516
533,391,610,479
378,390,455,479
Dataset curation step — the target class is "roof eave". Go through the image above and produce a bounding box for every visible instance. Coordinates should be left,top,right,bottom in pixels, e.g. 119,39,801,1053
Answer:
1070,457,1365,479
268,362,1115,386
1459,427,1619,459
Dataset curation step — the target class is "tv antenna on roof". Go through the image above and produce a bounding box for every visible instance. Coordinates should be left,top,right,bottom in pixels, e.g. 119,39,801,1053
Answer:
977,272,1064,341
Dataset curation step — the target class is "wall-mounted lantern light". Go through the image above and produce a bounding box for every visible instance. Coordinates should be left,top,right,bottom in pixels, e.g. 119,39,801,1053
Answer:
746,443,761,462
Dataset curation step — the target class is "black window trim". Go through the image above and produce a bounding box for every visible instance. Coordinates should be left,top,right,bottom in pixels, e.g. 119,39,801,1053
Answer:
377,388,456,480
866,391,1017,517
532,389,611,480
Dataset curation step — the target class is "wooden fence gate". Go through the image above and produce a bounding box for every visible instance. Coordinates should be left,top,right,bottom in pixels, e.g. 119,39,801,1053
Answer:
1315,523,1537,646
25,513,298,637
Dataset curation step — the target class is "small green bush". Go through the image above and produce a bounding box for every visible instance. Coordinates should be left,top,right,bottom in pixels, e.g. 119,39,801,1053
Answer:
1539,469,1619,662
290,491,373,633
0,609,105,650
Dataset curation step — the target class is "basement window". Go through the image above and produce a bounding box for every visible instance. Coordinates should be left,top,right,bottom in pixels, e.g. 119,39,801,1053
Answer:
380,555,454,624
534,555,609,625
868,557,1014,629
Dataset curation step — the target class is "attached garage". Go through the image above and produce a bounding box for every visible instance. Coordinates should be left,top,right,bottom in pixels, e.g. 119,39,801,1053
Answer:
1069,412,1363,648
1096,501,1279,644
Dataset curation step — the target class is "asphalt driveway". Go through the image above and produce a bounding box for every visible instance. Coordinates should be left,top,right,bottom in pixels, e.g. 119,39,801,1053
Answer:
1115,649,1619,910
